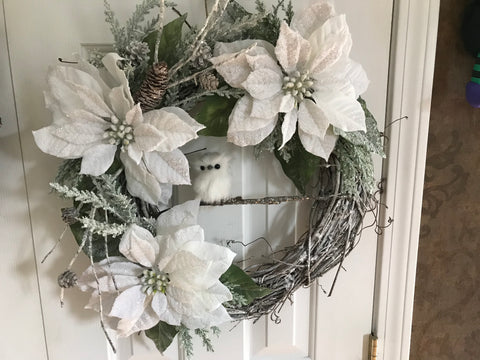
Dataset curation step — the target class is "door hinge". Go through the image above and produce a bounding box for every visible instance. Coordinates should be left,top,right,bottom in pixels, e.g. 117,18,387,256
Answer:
369,334,378,360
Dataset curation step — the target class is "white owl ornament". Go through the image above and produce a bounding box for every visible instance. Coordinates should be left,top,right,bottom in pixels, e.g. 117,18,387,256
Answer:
191,152,231,203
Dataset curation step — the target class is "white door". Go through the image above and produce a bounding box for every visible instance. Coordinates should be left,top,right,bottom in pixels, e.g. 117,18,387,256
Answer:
0,1,397,359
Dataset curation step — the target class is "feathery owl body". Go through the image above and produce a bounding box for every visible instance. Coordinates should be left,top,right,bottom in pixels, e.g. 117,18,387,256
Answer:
192,152,231,203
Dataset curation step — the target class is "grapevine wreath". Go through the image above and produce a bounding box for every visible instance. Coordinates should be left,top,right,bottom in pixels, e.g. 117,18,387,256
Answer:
33,0,385,356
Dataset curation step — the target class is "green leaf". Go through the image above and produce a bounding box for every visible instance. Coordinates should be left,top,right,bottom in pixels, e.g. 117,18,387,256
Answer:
220,265,272,305
144,15,186,66
70,221,122,262
145,321,179,353
191,95,238,137
274,134,322,194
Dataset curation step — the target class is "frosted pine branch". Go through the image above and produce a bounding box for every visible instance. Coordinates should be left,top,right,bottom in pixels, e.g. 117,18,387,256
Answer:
78,217,128,238
50,182,131,222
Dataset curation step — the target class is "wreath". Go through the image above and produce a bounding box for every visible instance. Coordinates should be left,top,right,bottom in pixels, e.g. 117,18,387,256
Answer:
34,0,384,357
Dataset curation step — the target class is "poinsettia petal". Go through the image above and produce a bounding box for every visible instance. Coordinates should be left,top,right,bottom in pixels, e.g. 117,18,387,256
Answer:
297,99,330,140
127,143,143,164
245,51,282,73
119,224,159,267
157,225,205,271
241,68,283,100
345,60,369,96
158,305,182,326
180,241,236,286
151,292,168,317
48,66,113,118
212,40,276,88
250,94,295,119
33,126,91,159
155,200,200,235
109,285,146,320
227,118,278,147
101,53,134,106
280,108,298,149
116,303,160,337
80,143,117,176
228,96,278,135
275,21,312,74
109,86,134,120
291,1,335,39
298,126,338,160
307,15,351,75
184,305,232,330
125,103,143,128
121,152,164,205
312,89,366,132
134,124,166,152
143,109,198,152
143,150,190,185
161,107,205,133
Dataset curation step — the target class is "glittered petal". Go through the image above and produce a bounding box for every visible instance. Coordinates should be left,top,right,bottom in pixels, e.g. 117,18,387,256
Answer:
119,224,159,267
212,40,276,88
158,305,182,326
179,241,236,287
121,152,163,205
275,22,312,74
345,60,369,96
108,86,133,119
156,200,200,235
245,52,282,73
127,144,143,164
157,226,205,271
117,304,160,337
101,53,135,106
143,150,191,185
80,144,117,176
307,15,351,75
298,126,338,160
291,1,335,39
134,124,166,153
241,68,283,100
48,67,113,118
228,96,278,132
250,94,295,119
143,109,198,152
151,292,168,317
297,99,330,140
227,116,278,147
312,89,366,132
280,108,298,149
181,305,231,330
109,285,146,320
161,107,205,133
53,114,107,145
125,103,143,128
33,126,91,159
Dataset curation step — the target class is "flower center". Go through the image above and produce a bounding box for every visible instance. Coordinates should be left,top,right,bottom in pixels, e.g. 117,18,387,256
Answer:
103,116,134,151
140,269,170,295
282,71,314,102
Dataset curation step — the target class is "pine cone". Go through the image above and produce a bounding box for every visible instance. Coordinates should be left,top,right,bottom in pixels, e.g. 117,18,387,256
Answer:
58,270,78,288
193,41,213,69
134,62,169,111
199,72,219,91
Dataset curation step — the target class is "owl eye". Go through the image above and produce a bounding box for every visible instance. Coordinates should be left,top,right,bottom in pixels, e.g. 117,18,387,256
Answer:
200,166,205,171
214,164,221,169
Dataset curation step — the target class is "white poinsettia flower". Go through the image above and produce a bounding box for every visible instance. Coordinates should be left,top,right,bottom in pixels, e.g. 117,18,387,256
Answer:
33,53,204,205
77,200,236,336
211,1,369,160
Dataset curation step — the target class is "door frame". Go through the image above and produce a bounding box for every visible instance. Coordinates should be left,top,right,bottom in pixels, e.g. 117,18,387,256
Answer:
373,0,440,359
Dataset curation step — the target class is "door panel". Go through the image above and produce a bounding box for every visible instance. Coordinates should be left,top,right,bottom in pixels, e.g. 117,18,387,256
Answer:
1,0,393,359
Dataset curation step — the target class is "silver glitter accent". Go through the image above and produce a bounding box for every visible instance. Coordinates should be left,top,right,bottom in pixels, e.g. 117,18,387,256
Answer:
140,269,170,295
282,71,314,103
